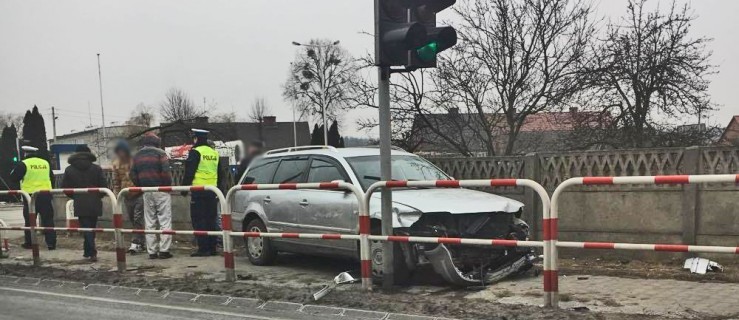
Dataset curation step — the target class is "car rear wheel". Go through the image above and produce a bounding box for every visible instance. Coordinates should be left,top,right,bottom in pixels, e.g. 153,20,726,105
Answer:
244,219,277,266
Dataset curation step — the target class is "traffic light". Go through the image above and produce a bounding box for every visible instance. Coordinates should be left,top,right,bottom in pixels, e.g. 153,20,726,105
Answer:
12,156,18,163
375,0,457,70
408,0,458,69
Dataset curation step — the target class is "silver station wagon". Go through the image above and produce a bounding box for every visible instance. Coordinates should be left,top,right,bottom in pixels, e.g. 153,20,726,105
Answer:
231,146,534,285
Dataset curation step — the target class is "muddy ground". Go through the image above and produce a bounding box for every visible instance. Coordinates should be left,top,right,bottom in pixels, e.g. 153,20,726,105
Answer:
2,233,737,320
0,263,707,320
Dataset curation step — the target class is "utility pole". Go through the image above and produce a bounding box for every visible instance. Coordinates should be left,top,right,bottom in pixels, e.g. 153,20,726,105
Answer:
377,66,394,289
374,0,457,290
51,106,58,143
292,103,297,147
96,53,107,143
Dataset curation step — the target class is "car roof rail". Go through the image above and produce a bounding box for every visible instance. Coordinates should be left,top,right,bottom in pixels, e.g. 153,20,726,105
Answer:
362,145,405,151
264,145,337,155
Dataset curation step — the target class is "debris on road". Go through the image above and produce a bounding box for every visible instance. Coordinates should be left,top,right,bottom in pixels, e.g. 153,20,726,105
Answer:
313,271,360,301
684,258,723,274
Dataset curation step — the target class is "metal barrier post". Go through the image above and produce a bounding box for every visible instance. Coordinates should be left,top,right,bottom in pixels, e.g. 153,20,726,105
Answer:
28,193,40,266
0,219,8,258
364,179,552,306
227,182,372,290
551,174,739,308
118,186,231,279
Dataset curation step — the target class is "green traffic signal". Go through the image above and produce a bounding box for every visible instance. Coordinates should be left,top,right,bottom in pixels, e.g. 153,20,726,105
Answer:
12,156,18,162
416,41,438,62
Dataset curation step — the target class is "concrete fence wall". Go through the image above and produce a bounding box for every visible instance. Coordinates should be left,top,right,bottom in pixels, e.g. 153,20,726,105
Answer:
429,146,739,261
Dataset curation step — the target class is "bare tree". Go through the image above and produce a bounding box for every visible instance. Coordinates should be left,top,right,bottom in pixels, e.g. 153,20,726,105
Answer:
247,97,272,123
283,39,362,123
127,103,155,127
159,87,205,122
0,111,23,133
351,59,482,155
432,0,595,155
581,0,716,148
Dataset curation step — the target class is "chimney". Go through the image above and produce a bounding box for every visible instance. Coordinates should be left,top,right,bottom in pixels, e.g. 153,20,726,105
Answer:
263,116,276,125
194,116,209,124
569,107,579,113
448,107,459,115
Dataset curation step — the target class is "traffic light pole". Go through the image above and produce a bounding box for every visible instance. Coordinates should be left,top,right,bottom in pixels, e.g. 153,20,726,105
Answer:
378,66,395,289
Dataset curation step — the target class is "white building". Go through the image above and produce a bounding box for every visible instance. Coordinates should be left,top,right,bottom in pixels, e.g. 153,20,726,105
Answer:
50,125,146,169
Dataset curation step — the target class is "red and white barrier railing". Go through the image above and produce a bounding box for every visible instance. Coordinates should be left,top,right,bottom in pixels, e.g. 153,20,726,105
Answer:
226,182,372,290
117,186,233,280
364,179,553,307
0,189,117,266
550,174,739,307
38,188,118,266
0,218,9,258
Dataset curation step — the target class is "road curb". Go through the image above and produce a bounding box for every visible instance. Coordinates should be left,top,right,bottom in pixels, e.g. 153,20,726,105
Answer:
1,276,458,320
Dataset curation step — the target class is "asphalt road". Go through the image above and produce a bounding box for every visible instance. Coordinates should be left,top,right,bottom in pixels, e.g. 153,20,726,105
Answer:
0,286,306,320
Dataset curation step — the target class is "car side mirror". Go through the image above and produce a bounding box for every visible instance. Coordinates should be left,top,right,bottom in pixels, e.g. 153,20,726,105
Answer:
243,176,256,185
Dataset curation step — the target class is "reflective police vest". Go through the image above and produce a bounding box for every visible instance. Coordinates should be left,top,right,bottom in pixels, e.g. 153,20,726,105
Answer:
192,145,219,186
21,157,52,194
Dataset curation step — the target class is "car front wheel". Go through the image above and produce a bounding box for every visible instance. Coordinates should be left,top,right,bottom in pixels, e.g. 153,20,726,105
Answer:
244,219,277,266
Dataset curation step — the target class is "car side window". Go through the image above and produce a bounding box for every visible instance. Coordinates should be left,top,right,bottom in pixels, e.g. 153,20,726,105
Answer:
272,156,309,184
242,158,279,184
307,158,345,183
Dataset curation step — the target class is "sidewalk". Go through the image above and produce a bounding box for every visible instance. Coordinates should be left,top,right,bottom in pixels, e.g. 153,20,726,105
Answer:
468,274,739,318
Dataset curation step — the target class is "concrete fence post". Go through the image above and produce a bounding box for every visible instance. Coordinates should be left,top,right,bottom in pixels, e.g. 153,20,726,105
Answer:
681,146,701,247
523,153,540,240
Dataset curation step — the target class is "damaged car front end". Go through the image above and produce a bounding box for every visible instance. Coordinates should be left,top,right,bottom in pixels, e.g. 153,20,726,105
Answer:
368,188,536,286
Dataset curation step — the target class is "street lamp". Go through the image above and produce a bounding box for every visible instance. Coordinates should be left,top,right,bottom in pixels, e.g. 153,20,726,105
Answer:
291,39,341,146
292,40,340,47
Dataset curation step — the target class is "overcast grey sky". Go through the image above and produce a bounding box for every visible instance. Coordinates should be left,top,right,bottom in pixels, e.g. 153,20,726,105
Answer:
0,0,737,138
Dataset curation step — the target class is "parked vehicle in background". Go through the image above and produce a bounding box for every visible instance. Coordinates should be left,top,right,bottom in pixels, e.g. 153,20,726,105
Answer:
230,146,534,286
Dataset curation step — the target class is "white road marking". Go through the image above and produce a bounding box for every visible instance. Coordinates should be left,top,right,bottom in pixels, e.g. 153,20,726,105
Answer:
0,286,289,320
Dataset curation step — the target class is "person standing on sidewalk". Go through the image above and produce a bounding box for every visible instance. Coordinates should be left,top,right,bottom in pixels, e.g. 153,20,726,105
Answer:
10,146,56,250
112,140,145,254
235,140,265,183
130,133,173,260
183,129,223,257
61,145,107,262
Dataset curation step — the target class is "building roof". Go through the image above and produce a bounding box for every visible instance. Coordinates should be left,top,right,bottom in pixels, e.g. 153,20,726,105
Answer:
719,115,739,145
159,119,311,151
52,124,146,141
412,108,608,154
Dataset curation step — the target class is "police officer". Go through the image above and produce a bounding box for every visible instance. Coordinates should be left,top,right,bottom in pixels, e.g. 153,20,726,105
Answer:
182,129,223,256
10,146,56,250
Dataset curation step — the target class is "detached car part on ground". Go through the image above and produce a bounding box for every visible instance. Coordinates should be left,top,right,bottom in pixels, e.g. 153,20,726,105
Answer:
232,147,535,287
367,188,535,286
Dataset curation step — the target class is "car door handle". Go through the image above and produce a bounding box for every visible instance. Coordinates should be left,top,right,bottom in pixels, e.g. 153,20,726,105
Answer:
263,196,271,204
299,199,309,206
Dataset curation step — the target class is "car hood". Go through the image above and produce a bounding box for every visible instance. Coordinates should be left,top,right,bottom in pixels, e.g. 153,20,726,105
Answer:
368,188,524,228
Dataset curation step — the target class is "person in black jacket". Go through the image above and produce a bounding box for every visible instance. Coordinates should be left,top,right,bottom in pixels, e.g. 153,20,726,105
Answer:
235,140,265,183
62,145,107,262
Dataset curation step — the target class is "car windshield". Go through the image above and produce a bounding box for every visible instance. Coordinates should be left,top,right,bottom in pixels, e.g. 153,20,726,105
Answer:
346,155,451,190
